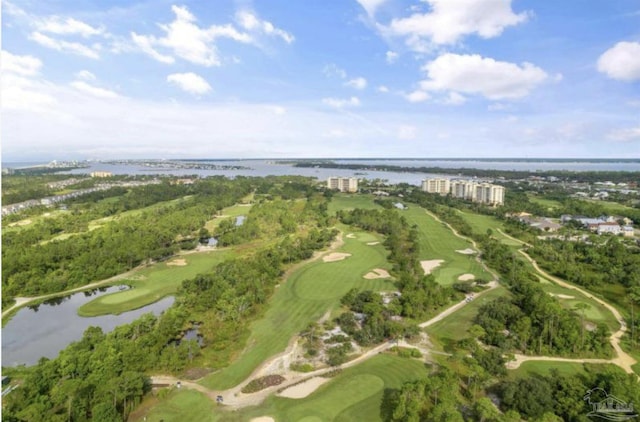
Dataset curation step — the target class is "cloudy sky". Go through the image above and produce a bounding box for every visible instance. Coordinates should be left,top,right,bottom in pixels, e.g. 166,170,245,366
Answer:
2,0,639,161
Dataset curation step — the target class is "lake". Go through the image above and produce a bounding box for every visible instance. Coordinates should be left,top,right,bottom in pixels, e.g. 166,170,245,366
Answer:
1,286,174,367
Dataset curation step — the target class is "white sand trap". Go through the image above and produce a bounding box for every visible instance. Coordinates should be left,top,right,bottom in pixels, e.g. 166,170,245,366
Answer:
166,259,187,266
250,417,275,422
9,219,32,227
458,274,475,281
363,268,391,279
548,293,575,300
456,248,477,255
421,260,444,275
278,377,330,399
346,233,356,239
366,241,380,246
323,253,351,263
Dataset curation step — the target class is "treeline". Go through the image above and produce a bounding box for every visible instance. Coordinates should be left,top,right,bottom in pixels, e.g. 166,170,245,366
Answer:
1,178,253,305
292,160,640,183
338,208,457,320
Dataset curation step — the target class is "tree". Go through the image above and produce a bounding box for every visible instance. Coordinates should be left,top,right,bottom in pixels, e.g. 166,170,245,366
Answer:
574,302,590,350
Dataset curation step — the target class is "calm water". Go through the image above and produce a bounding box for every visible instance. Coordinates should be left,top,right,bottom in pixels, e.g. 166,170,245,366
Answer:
2,287,174,367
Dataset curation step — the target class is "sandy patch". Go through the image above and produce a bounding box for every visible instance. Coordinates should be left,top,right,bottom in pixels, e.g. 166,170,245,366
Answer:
278,377,330,399
363,268,391,279
421,260,444,275
166,259,187,266
323,253,351,263
458,274,475,281
456,248,477,255
366,241,380,246
9,219,32,227
548,293,575,300
250,417,275,422
346,233,356,239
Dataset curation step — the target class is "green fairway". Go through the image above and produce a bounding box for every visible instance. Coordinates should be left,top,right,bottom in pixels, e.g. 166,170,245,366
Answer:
579,198,636,213
427,285,509,344
527,194,563,211
456,211,522,247
138,390,218,422
77,250,234,316
227,354,429,422
327,193,381,215
205,203,253,232
402,207,490,286
199,230,395,390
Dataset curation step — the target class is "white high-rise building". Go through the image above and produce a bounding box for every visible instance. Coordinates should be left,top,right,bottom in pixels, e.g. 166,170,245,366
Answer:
421,178,450,195
422,178,505,205
327,177,358,193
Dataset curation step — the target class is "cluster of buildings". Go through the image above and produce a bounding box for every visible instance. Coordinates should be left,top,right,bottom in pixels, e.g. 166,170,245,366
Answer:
561,215,635,237
327,177,358,193
421,178,505,206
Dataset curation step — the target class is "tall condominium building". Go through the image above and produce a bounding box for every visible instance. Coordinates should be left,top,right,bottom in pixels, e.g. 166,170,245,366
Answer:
327,177,358,193
422,178,505,206
421,178,450,195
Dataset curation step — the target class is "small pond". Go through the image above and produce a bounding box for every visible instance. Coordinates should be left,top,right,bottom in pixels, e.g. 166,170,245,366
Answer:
2,286,174,367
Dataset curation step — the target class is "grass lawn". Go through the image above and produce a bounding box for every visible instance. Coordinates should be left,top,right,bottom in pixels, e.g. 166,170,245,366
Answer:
199,229,395,390
224,354,429,422
402,207,490,286
509,361,625,378
427,285,509,345
327,193,381,216
136,390,218,422
527,194,563,211
205,203,253,233
579,199,636,213
77,250,234,316
456,211,522,248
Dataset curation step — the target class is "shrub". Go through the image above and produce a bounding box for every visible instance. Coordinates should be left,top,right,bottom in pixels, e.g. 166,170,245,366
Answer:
241,375,285,393
290,362,314,373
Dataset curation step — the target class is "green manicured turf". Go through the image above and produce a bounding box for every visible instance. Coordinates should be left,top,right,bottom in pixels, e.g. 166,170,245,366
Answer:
511,361,588,378
456,211,522,247
427,285,509,344
402,207,490,286
327,193,381,216
228,354,429,422
579,199,636,213
140,390,218,422
527,195,563,210
205,203,253,232
199,230,395,390
77,250,234,316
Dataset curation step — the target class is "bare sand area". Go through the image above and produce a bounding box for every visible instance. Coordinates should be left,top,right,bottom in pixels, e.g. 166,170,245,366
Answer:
456,248,476,255
278,377,330,399
366,241,380,246
421,259,444,275
250,417,275,422
363,268,391,279
346,233,356,239
458,274,475,281
323,253,351,263
9,219,32,227
549,293,575,299
166,259,187,266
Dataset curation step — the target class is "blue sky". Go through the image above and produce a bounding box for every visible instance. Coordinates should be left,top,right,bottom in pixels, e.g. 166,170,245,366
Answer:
2,0,639,160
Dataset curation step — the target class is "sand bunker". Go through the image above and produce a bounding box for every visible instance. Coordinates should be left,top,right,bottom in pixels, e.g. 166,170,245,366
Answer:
456,248,477,255
250,417,275,422
346,233,356,239
458,274,475,281
549,293,575,300
9,219,32,227
366,241,380,246
421,260,444,275
363,268,391,279
278,377,330,399
323,253,351,263
166,259,187,266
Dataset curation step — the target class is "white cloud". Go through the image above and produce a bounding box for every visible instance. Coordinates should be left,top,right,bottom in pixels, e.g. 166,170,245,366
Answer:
386,50,398,64
267,105,286,115
419,53,547,100
597,41,640,81
322,96,361,108
324,129,347,138
356,0,389,17
386,0,529,49
236,10,294,44
70,81,119,99
132,5,252,67
323,63,347,79
397,125,417,140
1,50,42,76
377,85,389,93
345,77,367,90
405,90,430,103
35,16,104,38
2,73,56,112
75,70,96,81
29,31,100,59
443,92,466,105
167,72,212,95
607,126,640,142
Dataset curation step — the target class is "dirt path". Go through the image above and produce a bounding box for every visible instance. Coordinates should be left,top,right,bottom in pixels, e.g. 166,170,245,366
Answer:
496,228,637,375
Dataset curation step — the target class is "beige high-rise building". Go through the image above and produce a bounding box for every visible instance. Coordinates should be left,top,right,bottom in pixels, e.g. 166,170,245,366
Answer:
327,177,358,193
422,178,505,205
421,178,450,195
